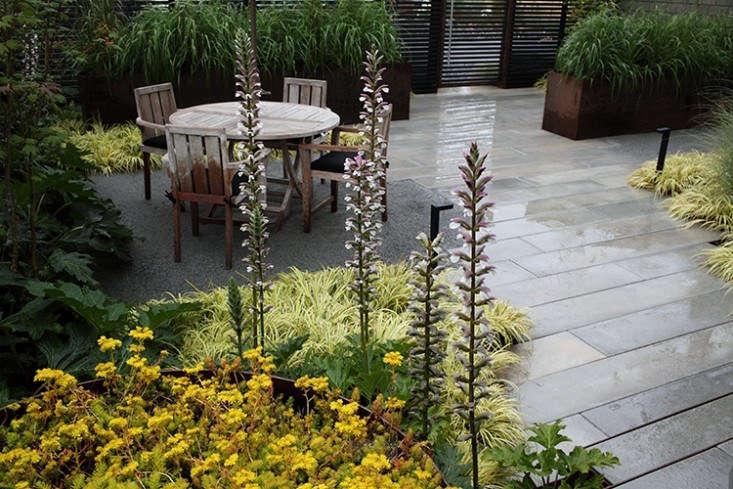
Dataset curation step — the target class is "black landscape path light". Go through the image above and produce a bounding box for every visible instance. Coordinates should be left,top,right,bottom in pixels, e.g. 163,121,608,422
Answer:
656,127,672,173
430,203,454,241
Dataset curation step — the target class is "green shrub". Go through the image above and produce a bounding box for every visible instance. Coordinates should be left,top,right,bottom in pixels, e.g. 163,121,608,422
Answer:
627,151,713,196
107,0,402,82
488,420,620,489
556,9,733,92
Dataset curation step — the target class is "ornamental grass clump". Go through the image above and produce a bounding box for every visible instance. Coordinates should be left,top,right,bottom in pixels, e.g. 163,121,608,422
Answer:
629,98,733,286
449,142,496,489
0,329,451,489
407,233,449,438
56,120,162,174
555,9,733,93
235,29,272,350
345,48,390,369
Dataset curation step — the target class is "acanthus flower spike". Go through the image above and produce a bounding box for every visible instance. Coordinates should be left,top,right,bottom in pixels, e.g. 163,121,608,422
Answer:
450,142,496,489
234,29,271,352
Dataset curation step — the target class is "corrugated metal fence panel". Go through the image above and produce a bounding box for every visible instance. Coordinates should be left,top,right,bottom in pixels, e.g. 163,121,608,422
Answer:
440,0,506,86
504,0,566,88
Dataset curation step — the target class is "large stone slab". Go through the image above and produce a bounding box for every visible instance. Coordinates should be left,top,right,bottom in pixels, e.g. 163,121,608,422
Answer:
614,243,712,279
489,181,608,205
492,207,600,240
582,363,733,436
490,260,537,287
515,227,719,276
508,332,605,382
719,440,733,458
614,448,733,489
492,263,641,308
530,269,724,338
573,290,733,355
483,238,543,261
489,187,649,222
594,395,733,483
522,211,682,252
518,323,733,423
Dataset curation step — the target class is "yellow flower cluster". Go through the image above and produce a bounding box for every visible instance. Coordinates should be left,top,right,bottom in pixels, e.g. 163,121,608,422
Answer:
0,346,444,489
294,375,330,392
382,351,404,368
97,335,122,352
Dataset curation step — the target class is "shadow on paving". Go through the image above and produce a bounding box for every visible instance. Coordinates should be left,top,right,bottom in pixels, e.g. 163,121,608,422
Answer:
93,169,460,303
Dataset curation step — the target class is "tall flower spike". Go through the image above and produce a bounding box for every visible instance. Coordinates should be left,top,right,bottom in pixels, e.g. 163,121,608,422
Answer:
344,48,390,370
449,142,496,489
407,232,448,438
234,28,272,351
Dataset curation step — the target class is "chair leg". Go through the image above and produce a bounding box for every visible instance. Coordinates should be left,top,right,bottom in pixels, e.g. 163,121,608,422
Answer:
143,152,151,200
381,173,388,222
302,155,312,233
330,180,338,212
191,202,200,236
225,204,233,269
173,197,182,263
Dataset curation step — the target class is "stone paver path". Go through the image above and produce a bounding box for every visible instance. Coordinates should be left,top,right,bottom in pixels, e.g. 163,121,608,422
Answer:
388,87,733,488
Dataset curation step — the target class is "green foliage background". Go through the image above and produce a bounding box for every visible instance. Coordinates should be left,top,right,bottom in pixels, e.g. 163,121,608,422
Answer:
78,0,403,82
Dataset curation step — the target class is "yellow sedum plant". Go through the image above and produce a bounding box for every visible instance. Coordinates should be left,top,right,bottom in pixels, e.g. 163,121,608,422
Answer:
0,330,452,489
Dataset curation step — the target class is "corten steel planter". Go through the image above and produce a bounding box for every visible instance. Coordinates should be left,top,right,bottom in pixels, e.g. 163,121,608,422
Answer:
542,71,708,140
79,63,411,126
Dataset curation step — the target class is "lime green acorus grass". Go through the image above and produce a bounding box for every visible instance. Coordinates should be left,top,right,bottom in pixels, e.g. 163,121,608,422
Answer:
163,262,531,485
628,98,733,285
56,120,162,174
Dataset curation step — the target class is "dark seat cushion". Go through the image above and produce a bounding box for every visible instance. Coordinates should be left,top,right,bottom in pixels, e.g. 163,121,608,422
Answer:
311,151,390,173
142,134,167,150
311,151,357,173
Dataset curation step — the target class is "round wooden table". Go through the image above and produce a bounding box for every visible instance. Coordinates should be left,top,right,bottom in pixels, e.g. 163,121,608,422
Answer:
169,101,340,141
170,101,340,228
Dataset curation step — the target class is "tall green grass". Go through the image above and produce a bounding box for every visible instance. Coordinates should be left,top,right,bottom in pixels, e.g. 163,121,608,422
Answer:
111,0,402,82
556,9,733,92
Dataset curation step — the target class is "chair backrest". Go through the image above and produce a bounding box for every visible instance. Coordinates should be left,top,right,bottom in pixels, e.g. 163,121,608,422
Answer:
165,126,231,199
283,77,328,107
135,83,178,139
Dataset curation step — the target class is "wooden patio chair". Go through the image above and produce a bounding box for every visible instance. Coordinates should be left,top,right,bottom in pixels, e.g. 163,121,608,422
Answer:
283,77,328,108
298,104,393,233
165,126,241,269
134,82,178,200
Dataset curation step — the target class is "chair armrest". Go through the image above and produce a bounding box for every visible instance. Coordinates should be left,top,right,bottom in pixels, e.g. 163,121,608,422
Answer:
335,124,361,133
136,117,165,133
299,143,360,152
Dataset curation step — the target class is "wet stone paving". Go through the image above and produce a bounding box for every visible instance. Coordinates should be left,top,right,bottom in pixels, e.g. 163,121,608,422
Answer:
387,87,733,488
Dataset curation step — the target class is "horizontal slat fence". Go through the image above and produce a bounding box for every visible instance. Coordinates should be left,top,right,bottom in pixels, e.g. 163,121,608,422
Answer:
502,0,567,88
441,0,507,86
